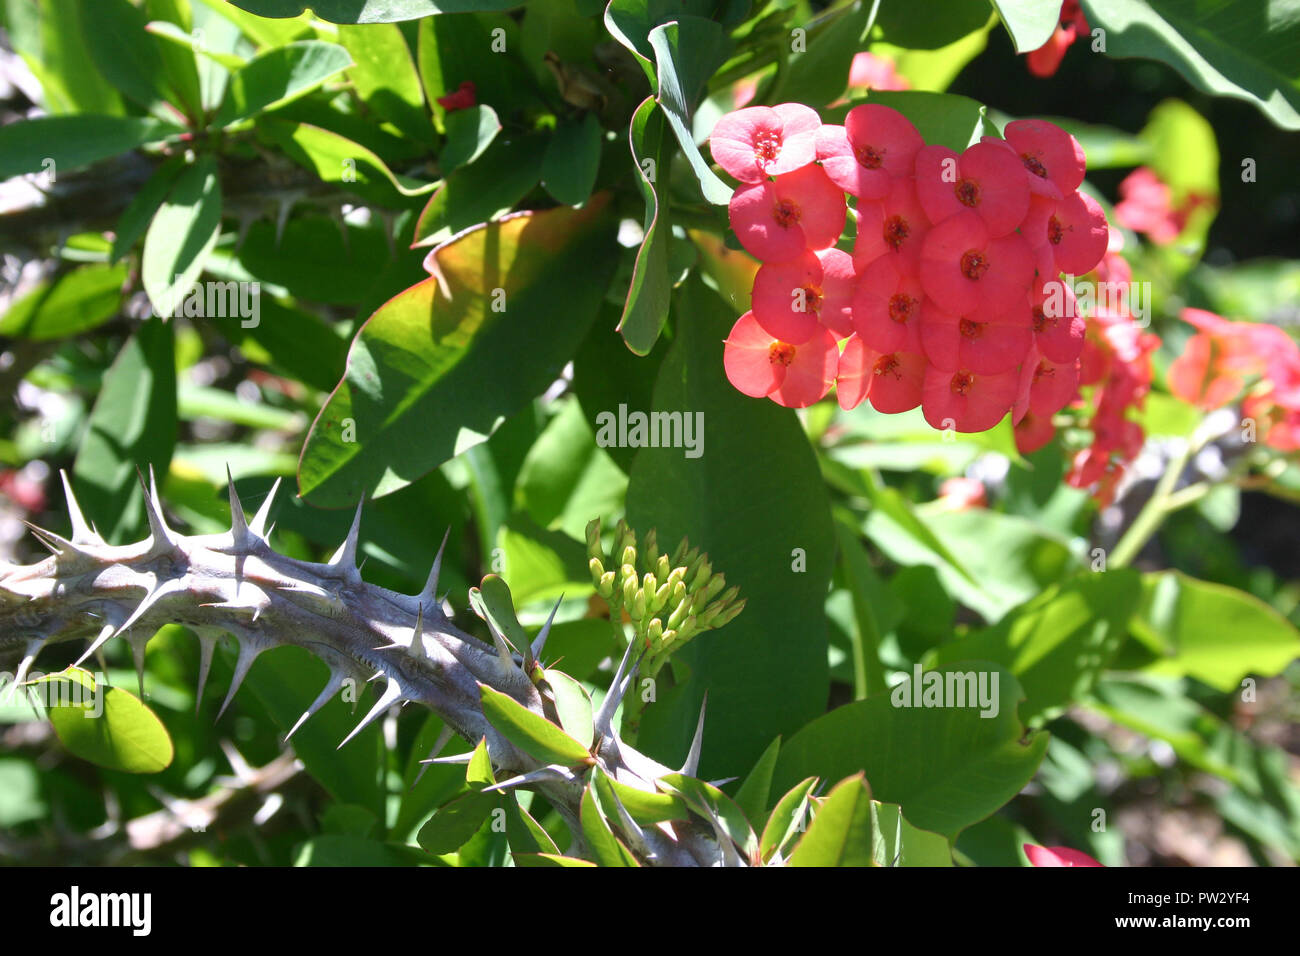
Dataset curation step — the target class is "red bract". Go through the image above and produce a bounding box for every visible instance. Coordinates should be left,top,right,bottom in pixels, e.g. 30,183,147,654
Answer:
853,175,931,273
847,52,909,91
915,141,1030,237
815,248,857,338
1014,348,1080,418
1030,274,1086,363
437,81,476,112
1003,119,1086,196
837,338,926,413
920,298,1032,375
1023,189,1108,274
919,210,1035,314
1024,2,1090,78
723,312,838,408
710,103,821,183
751,248,855,343
1014,409,1057,454
852,255,925,354
815,104,923,200
922,364,1019,433
729,164,846,262
1024,844,1103,867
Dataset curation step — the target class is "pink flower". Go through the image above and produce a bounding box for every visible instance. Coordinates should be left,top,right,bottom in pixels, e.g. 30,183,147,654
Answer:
852,255,924,354
1013,347,1080,420
835,334,872,410
1030,271,1085,363
815,104,923,200
837,338,925,413
1002,119,1086,197
437,81,477,112
1024,2,1090,78
853,176,931,273
919,210,1035,314
1014,409,1056,454
920,298,1033,375
709,103,821,184
751,248,853,344
723,311,838,407
847,52,909,92
1023,844,1104,867
937,476,987,510
1113,167,1213,246
922,364,1019,433
1023,190,1108,274
915,141,1030,238
729,164,846,262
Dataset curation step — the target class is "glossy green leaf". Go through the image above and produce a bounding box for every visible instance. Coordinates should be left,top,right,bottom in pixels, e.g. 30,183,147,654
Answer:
580,784,638,866
595,768,690,824
930,569,1143,723
338,22,431,144
657,773,757,857
72,317,177,543
647,18,732,204
541,112,602,206
625,277,833,780
0,264,127,341
214,40,353,126
544,669,595,748
789,774,875,867
732,734,781,828
145,0,204,120
411,134,543,246
479,685,592,767
618,96,672,354
141,155,222,317
759,776,817,862
441,105,501,173
778,0,872,107
299,199,618,507
1082,0,1300,130
6,0,124,115
0,116,182,179
416,789,498,854
111,156,186,263
33,668,174,774
1130,571,1300,692
771,665,1048,838
78,0,175,116
991,0,1064,52
874,0,995,49
871,801,953,866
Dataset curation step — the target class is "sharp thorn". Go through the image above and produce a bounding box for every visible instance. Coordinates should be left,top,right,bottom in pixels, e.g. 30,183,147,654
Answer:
480,766,573,794
75,622,119,668
216,639,265,721
126,632,149,698
327,495,365,574
529,594,563,668
226,465,252,544
680,691,708,777
285,670,347,743
137,466,176,552
247,478,281,540
594,636,643,734
412,723,456,787
195,632,216,715
59,470,103,546
419,751,473,766
14,637,43,687
419,527,451,603
337,679,403,750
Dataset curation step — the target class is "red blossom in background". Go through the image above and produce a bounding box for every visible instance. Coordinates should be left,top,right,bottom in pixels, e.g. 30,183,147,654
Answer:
847,52,909,92
1024,1,1090,78
1113,167,1215,245
436,80,476,112
1024,844,1104,867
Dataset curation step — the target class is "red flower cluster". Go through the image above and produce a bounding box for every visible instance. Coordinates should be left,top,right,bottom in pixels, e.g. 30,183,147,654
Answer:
1025,1,1090,78
1169,308,1300,451
711,103,1108,434
1114,167,1214,245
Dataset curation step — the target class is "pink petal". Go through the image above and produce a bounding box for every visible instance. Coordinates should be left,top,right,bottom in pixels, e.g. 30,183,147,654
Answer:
868,350,926,413
723,311,784,397
770,326,839,407
1023,844,1104,867
752,250,825,344
1048,190,1108,274
922,364,1019,433
853,255,924,354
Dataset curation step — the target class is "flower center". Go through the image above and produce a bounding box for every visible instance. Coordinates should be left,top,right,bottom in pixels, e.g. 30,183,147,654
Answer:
959,318,984,339
873,354,901,378
769,341,796,367
774,198,802,229
854,142,884,169
950,370,975,396
1033,360,1054,383
888,293,917,323
1032,304,1050,332
799,285,824,315
1047,215,1066,245
883,215,909,250
754,130,782,164
955,179,981,207
1021,153,1048,179
960,250,989,280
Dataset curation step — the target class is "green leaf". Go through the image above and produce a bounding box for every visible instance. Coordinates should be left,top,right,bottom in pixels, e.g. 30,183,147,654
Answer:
299,199,618,506
618,96,672,354
441,104,501,173
874,0,995,49
778,0,873,108
647,17,732,204
759,776,818,862
732,734,781,827
214,40,353,126
834,520,890,699
1082,0,1300,130
229,0,527,22
111,156,186,263
930,569,1143,723
209,296,349,393
541,112,603,206
1131,571,1300,692
871,801,954,866
1139,98,1220,200
991,0,1065,52
657,772,757,857
771,665,1048,838
789,774,875,867
0,115,182,179
295,835,425,866
596,769,691,824
411,134,544,246
338,22,431,144
513,852,597,866
416,790,498,855
580,783,639,866
78,0,176,116
479,685,592,767
141,154,222,318
6,0,124,115
625,277,833,780
0,264,127,341
33,668,174,774
72,317,177,542
544,669,595,748
145,0,204,119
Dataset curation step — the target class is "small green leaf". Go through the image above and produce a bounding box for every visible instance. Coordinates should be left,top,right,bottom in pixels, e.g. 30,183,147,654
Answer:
541,112,602,206
595,768,690,825
617,96,672,354
789,774,876,867
111,156,186,263
338,22,430,143
580,783,638,866
0,116,182,179
411,135,543,247
760,776,818,862
479,685,592,767
778,0,873,107
871,801,954,866
440,104,501,173
33,668,174,774
991,0,1065,53
732,735,782,828
0,264,127,341
142,154,222,318
657,772,757,858
214,40,353,126
544,669,595,749
416,790,497,855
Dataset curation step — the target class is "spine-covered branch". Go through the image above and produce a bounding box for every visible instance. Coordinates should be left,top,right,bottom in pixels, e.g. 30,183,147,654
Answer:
0,470,739,866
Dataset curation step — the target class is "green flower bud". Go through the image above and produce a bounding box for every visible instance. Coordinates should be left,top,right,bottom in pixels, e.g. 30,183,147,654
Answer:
620,544,637,569
622,572,639,608
598,571,616,600
671,537,691,566
588,557,605,588
631,587,647,621
646,617,664,651
655,554,671,582
666,595,691,631
660,627,678,649
704,573,727,602
710,599,746,628
686,552,708,586
585,518,603,563
670,580,687,606
643,529,658,568
651,580,672,614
